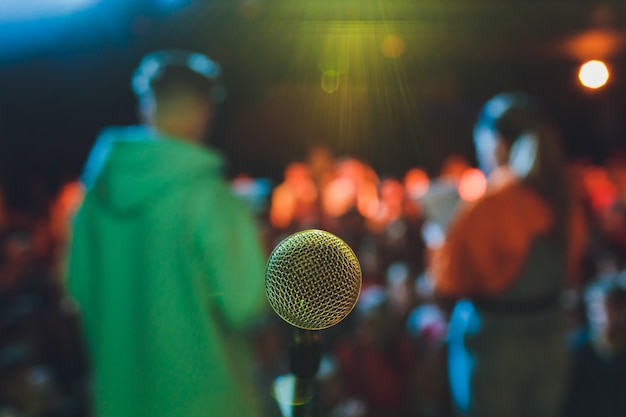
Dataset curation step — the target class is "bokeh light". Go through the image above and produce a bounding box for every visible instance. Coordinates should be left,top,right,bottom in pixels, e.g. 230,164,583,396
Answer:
269,163,318,228
581,165,618,212
578,60,609,89
404,168,429,199
321,70,341,94
458,168,487,202
269,184,296,229
322,177,357,217
381,35,405,58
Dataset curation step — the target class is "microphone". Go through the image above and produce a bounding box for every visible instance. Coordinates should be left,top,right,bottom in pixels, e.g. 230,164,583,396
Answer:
265,229,362,415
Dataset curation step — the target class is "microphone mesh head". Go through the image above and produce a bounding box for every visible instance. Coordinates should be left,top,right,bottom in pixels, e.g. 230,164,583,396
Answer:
265,229,362,330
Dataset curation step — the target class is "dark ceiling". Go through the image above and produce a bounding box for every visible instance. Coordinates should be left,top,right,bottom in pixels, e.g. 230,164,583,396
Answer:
1,0,625,209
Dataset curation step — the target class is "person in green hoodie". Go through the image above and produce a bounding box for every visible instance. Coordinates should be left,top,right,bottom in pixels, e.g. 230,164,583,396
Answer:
67,50,268,417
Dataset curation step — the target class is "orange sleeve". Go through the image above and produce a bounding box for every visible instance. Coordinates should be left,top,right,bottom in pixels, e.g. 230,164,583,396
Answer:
430,184,552,298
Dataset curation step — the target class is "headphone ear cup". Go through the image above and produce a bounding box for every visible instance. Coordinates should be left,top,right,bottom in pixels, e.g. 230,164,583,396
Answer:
508,132,538,178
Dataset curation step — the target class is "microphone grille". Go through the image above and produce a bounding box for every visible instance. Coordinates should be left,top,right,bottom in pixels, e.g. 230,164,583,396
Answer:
265,229,362,330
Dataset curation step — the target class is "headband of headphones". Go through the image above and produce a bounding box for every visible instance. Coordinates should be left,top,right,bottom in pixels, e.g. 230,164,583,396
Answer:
131,49,226,103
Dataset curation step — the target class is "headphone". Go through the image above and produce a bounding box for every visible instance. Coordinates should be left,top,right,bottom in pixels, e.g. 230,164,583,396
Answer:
131,49,227,103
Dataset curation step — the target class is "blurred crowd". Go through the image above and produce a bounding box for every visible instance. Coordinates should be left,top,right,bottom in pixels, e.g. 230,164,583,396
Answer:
2,143,626,417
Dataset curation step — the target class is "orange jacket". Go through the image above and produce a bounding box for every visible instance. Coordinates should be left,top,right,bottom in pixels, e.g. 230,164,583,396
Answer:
431,182,586,298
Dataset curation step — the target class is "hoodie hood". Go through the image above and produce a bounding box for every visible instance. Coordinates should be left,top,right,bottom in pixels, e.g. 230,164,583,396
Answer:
82,126,224,214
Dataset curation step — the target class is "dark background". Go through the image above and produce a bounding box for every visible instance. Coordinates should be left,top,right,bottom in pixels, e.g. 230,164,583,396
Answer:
1,0,625,209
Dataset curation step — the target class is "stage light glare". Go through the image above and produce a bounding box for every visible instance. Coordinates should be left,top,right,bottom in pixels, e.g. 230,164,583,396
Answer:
0,0,99,21
578,60,609,89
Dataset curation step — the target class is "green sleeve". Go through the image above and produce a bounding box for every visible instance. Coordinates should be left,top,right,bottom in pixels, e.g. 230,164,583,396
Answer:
65,202,96,349
193,182,268,330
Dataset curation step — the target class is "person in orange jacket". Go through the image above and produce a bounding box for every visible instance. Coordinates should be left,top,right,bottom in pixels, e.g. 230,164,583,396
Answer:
429,92,586,417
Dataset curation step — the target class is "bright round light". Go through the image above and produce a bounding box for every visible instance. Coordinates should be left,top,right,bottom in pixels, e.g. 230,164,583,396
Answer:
578,60,609,89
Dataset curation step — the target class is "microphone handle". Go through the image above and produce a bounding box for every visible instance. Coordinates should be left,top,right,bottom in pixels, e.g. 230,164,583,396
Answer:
273,329,322,417
290,328,322,380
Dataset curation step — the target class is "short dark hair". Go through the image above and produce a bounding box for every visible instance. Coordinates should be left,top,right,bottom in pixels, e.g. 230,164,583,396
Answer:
149,64,216,103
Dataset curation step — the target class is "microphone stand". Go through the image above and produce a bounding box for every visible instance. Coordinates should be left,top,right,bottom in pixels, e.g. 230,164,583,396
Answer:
272,329,322,417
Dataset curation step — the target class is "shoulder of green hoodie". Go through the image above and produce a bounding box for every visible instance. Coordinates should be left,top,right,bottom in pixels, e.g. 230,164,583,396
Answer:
82,125,224,213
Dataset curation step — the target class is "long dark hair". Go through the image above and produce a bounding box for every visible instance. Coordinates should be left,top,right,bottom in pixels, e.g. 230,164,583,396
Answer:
479,92,570,243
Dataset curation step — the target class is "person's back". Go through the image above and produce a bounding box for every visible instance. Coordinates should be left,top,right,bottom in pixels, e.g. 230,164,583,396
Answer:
67,51,267,417
441,185,570,417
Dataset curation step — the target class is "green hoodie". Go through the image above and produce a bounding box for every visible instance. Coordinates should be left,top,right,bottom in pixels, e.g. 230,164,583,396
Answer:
68,126,267,417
